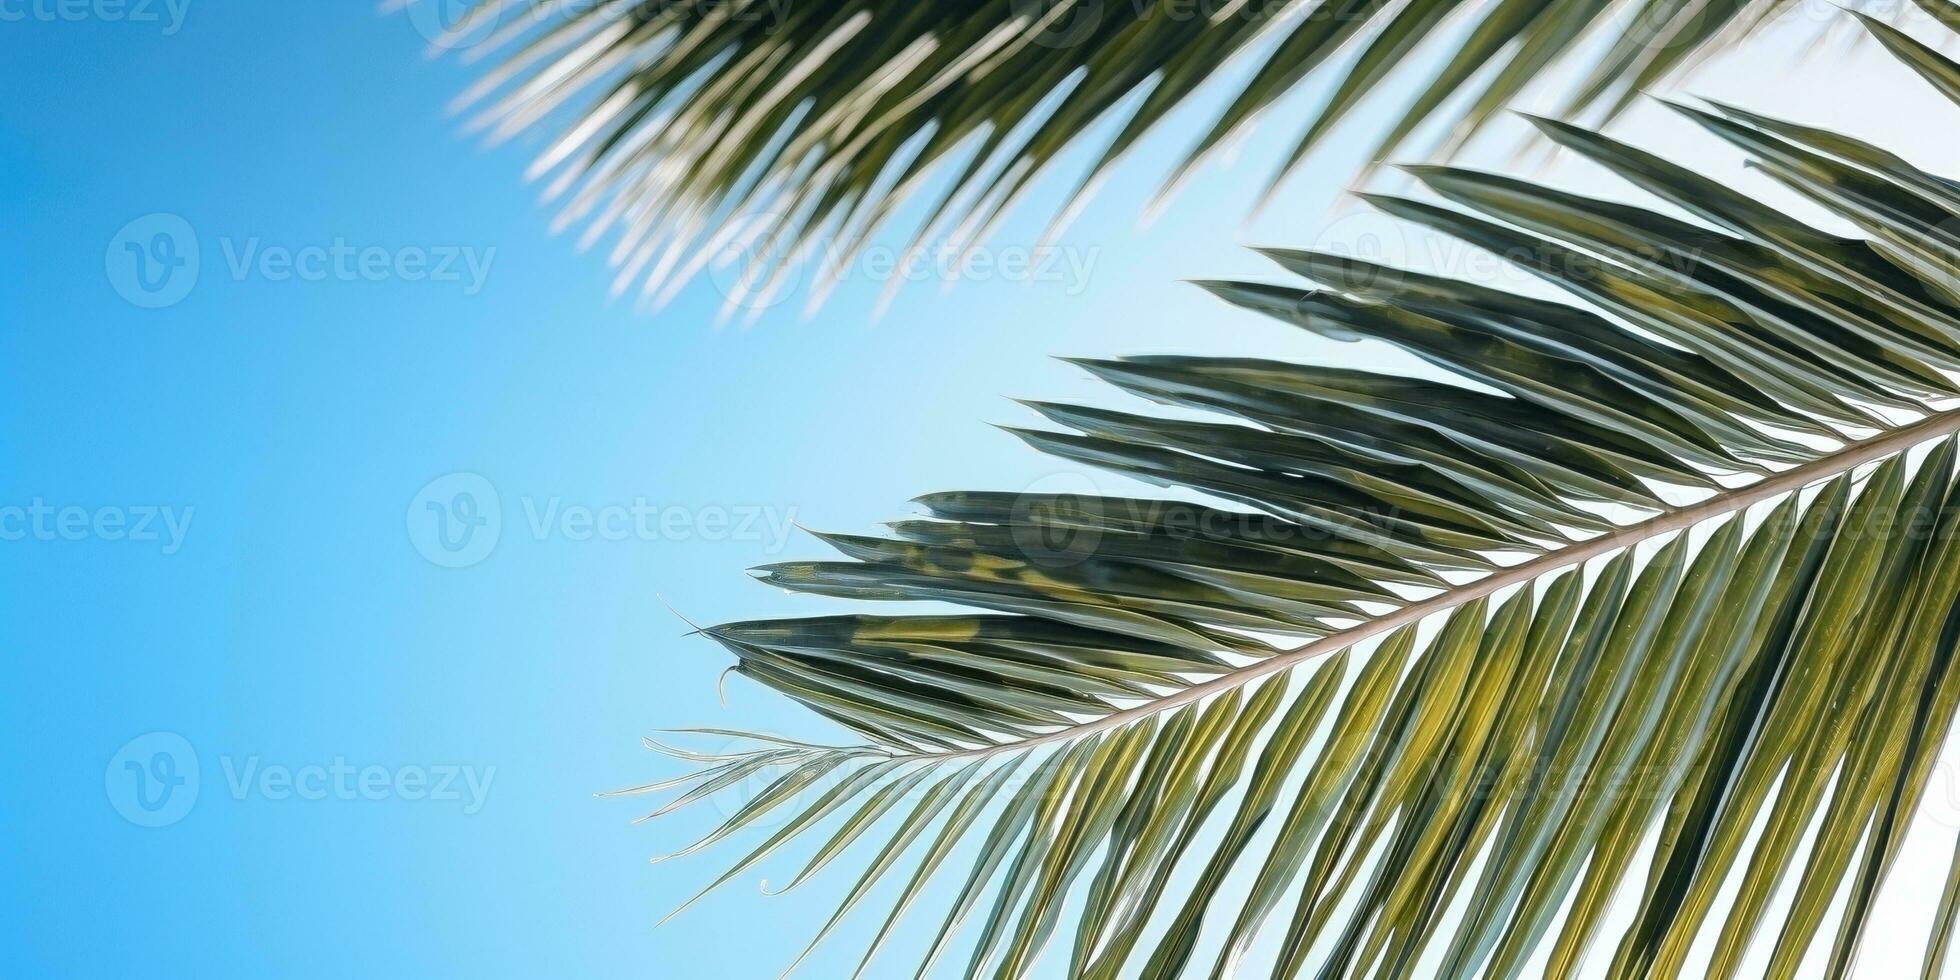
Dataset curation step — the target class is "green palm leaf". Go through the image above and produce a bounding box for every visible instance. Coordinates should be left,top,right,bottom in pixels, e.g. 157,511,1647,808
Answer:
397,0,1935,309
626,6,1960,977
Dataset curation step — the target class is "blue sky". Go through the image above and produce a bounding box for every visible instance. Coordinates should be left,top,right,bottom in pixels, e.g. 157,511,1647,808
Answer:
9,3,1960,978
0,4,1382,977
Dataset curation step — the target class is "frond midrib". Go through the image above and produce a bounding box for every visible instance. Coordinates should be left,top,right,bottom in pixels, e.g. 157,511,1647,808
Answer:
901,406,1960,762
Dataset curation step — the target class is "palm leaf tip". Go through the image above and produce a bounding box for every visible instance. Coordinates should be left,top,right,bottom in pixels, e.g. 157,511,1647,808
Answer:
613,10,1960,979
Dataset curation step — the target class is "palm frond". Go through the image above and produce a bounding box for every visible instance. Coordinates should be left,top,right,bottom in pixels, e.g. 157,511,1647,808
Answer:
399,0,1940,310
628,7,1960,978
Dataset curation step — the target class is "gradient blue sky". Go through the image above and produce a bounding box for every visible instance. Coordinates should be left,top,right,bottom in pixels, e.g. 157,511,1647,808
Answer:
0,5,1373,977
7,3,1960,978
